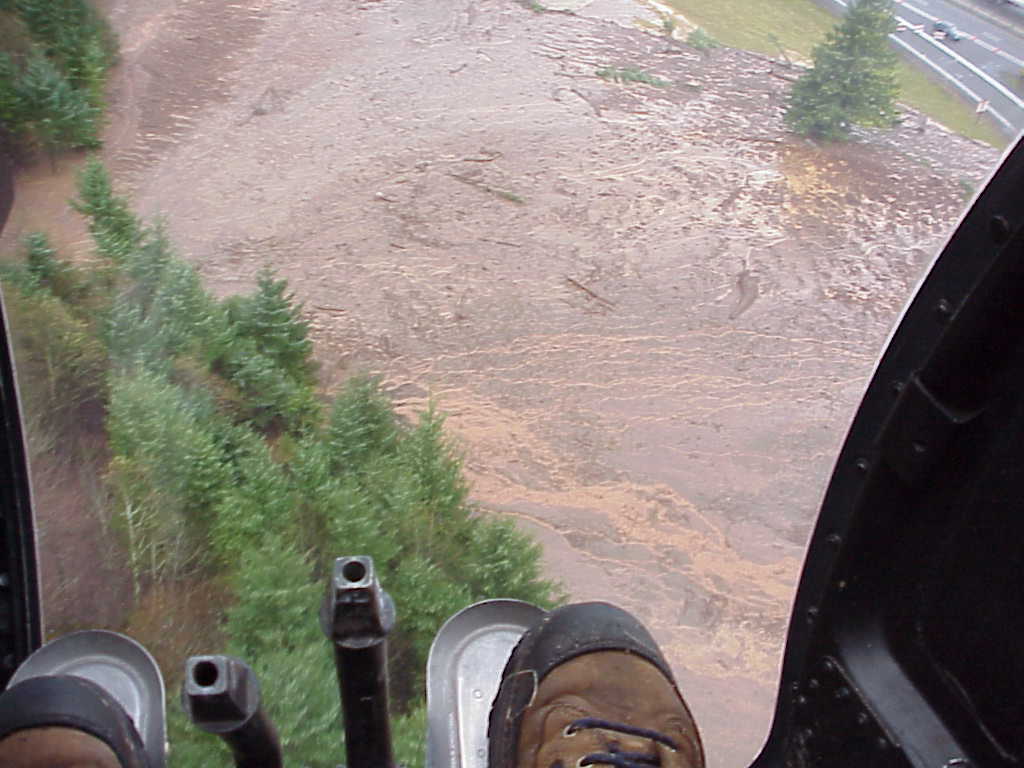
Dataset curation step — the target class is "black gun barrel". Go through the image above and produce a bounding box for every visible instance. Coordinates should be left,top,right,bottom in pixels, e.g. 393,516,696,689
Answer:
181,654,283,768
320,555,396,768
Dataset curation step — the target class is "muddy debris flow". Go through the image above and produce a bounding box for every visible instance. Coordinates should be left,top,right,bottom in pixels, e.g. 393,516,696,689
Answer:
0,0,1000,765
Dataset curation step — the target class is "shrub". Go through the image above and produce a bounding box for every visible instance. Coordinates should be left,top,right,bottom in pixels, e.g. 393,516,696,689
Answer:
0,234,107,432
2,285,106,431
686,28,719,53
596,67,668,87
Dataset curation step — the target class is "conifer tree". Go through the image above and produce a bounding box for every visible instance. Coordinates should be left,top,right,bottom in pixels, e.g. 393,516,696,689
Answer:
73,158,142,261
226,267,315,384
785,0,899,140
24,232,65,288
13,50,100,151
9,0,116,93
0,0,115,153
326,375,399,470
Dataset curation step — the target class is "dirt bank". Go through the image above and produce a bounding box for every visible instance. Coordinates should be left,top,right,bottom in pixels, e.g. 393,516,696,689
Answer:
1,0,1000,765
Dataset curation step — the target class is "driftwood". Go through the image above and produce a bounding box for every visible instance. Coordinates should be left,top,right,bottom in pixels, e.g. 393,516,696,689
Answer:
565,277,615,308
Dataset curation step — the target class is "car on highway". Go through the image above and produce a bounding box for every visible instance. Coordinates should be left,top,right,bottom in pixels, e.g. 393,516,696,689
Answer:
932,20,965,41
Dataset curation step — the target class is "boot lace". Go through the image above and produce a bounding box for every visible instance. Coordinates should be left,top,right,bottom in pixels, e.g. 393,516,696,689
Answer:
566,717,678,768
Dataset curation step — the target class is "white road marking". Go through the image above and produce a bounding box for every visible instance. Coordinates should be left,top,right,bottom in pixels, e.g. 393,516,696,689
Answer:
827,0,1018,130
894,0,1024,68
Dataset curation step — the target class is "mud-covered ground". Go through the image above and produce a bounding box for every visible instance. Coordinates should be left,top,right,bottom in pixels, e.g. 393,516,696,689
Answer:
0,0,1002,765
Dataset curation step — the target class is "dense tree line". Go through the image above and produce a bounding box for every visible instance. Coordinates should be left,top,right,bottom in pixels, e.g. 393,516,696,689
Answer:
2,159,560,766
0,4,552,765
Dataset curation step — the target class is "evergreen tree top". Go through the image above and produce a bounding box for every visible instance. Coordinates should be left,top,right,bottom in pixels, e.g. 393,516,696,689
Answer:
785,0,900,141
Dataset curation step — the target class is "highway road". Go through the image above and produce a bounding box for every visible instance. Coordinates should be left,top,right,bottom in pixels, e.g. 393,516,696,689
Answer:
827,0,1024,135
897,0,1024,78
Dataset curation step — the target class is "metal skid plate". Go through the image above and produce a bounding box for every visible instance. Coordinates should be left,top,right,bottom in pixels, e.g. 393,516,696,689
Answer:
11,630,166,768
426,600,545,768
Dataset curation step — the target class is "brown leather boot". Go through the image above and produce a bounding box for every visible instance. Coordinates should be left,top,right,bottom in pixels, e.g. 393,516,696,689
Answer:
0,726,124,768
489,603,704,768
0,677,149,768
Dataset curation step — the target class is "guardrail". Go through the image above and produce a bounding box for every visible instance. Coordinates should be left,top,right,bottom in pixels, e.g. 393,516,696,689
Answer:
826,0,1020,135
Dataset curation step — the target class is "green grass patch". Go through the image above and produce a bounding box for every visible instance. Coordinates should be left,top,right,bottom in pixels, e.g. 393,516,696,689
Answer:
495,188,526,203
658,0,835,59
596,66,669,86
895,65,1007,147
658,0,1008,147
